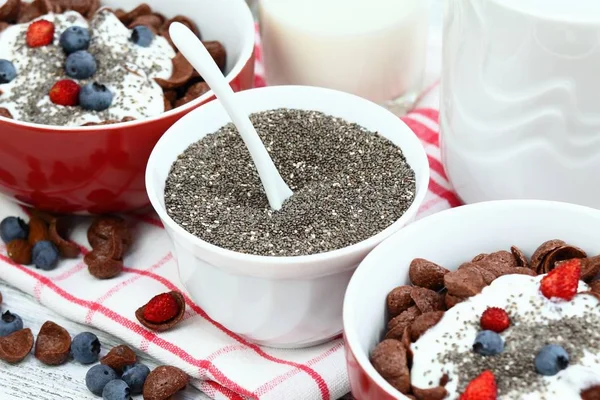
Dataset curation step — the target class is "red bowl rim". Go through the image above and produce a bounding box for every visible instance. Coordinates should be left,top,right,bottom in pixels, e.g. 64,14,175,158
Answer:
0,0,256,133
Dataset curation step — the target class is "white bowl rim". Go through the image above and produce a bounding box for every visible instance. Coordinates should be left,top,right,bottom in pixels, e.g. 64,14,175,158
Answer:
145,84,430,267
342,199,600,398
0,0,255,132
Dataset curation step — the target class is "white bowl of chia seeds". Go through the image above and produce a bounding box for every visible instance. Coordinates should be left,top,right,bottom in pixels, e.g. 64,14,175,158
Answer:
145,85,429,348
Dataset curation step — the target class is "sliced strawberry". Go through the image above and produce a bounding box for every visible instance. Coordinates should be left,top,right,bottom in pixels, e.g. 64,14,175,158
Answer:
540,258,581,301
142,293,180,323
49,80,81,106
480,307,510,333
460,370,497,400
26,19,55,48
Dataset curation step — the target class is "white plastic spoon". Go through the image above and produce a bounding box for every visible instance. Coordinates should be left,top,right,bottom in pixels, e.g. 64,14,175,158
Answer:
169,22,293,211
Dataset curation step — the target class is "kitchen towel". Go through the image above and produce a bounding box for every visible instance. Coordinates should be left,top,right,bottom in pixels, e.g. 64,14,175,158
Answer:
0,27,459,400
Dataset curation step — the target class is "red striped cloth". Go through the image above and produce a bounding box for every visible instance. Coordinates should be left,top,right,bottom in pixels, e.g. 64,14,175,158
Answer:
0,34,459,400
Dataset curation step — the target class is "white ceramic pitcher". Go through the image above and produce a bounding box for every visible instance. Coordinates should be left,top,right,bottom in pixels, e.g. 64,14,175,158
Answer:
440,0,600,208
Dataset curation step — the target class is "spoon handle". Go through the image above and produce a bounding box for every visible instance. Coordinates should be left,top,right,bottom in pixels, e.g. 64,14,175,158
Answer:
169,22,293,210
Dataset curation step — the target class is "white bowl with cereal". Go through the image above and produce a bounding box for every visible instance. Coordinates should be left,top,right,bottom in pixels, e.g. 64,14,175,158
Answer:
145,85,429,348
344,199,600,399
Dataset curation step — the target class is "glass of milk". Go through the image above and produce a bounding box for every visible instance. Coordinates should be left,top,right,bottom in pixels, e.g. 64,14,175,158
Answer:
258,0,429,115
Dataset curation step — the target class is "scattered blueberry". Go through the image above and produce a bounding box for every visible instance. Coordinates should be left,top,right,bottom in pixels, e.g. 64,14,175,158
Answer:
0,311,23,336
79,82,113,111
65,50,97,80
59,26,91,54
71,332,101,364
86,364,119,396
31,240,60,271
102,379,132,400
0,216,29,244
130,26,154,47
121,363,150,394
473,330,504,356
0,59,17,84
535,344,569,376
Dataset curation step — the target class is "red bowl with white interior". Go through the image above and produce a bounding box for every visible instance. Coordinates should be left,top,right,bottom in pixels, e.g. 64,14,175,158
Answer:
0,0,255,214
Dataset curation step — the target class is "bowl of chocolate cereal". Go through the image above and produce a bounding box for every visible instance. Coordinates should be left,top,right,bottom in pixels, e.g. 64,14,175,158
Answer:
343,199,600,399
145,85,430,348
0,0,255,214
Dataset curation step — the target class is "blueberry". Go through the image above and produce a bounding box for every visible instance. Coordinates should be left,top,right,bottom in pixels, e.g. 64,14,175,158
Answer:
86,364,119,396
535,344,569,376
473,330,504,356
71,332,101,364
79,82,113,111
59,26,91,54
0,216,29,244
102,379,132,400
130,26,154,47
0,311,23,337
32,240,60,271
0,59,16,84
121,363,150,394
65,50,97,79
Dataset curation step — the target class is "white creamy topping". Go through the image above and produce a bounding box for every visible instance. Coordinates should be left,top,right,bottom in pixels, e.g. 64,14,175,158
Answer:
0,9,175,126
410,274,600,399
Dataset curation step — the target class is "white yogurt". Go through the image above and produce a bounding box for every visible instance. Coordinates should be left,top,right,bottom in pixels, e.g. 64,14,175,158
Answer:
0,9,175,126
411,274,600,399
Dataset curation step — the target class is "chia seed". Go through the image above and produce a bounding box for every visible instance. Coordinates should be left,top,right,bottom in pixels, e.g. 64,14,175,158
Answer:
440,296,600,397
164,108,416,257
0,10,170,126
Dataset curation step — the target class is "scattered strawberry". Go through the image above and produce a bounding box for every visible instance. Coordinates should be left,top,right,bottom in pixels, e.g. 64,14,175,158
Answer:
142,293,179,323
26,20,55,48
480,307,510,333
460,370,497,400
540,258,581,301
49,79,81,106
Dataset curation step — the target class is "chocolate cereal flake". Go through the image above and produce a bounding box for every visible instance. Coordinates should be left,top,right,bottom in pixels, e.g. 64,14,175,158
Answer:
100,344,137,373
135,291,185,332
34,321,71,365
0,328,34,363
143,365,189,400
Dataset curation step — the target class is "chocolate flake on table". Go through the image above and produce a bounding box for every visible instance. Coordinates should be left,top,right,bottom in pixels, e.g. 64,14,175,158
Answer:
0,328,34,363
48,217,80,258
165,109,417,257
84,215,130,278
6,239,32,264
582,385,600,400
143,365,190,400
135,291,186,332
100,344,137,373
34,321,71,365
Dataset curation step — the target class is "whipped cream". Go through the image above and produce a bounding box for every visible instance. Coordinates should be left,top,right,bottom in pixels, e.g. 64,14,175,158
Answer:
0,9,175,126
411,274,600,399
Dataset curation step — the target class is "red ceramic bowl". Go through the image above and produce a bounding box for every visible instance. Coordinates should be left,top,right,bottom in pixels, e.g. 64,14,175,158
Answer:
0,0,255,214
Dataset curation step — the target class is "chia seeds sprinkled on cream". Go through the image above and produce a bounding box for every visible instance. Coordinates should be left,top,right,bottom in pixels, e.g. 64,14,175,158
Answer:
441,311,600,396
0,9,174,126
164,108,417,257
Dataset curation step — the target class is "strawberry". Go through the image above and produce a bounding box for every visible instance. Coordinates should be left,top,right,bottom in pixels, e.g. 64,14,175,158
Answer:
540,258,581,301
480,307,510,333
26,19,55,48
142,293,180,323
49,80,80,106
460,370,497,400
